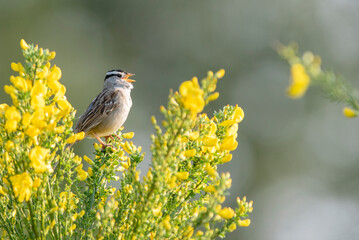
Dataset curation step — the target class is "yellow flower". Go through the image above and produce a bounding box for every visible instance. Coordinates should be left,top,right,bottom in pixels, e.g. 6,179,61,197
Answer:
11,62,24,72
22,112,32,127
33,177,42,189
10,76,28,92
57,99,72,117
343,107,357,118
54,125,65,133
31,95,45,109
5,141,14,151
162,215,171,230
233,106,244,123
176,172,189,180
54,85,66,101
188,131,199,140
4,106,21,132
47,66,62,82
221,154,233,163
25,125,41,138
79,210,85,218
201,145,218,154
203,136,219,147
0,186,7,196
209,121,217,135
31,81,47,97
77,168,88,181
179,80,205,113
184,149,196,157
152,204,162,217
20,39,29,50
66,132,85,144
220,135,238,151
49,51,56,60
218,207,235,219
10,172,33,202
88,167,93,177
124,184,133,193
184,226,194,238
38,66,49,79
122,141,133,154
167,176,177,188
48,80,63,92
83,155,94,165
203,185,216,193
5,119,18,133
31,81,47,109
122,132,135,139
219,120,236,127
287,63,310,98
216,69,225,79
195,231,204,236
5,106,21,121
43,105,56,117
228,223,237,232
0,103,9,115
207,92,219,102
31,109,46,129
4,85,18,101
29,146,50,173
74,164,83,172
204,164,217,177
73,155,82,165
70,224,76,231
227,123,238,138
238,219,251,227
208,71,214,78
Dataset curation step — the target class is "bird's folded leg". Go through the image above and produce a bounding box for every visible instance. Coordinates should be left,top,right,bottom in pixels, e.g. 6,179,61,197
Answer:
113,133,122,141
93,133,113,149
105,135,114,142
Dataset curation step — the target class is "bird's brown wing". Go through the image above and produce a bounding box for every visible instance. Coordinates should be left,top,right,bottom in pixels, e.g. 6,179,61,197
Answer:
75,88,121,133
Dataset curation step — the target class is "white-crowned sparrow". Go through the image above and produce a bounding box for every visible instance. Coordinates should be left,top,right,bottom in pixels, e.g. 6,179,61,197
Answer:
74,69,135,147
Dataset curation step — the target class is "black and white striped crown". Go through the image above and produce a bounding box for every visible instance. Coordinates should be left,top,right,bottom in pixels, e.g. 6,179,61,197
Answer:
105,69,126,80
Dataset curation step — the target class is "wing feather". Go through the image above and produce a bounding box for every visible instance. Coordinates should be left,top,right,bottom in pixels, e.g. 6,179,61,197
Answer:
75,89,121,133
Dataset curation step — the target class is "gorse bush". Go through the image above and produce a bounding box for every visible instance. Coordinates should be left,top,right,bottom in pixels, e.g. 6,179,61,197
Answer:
0,40,252,239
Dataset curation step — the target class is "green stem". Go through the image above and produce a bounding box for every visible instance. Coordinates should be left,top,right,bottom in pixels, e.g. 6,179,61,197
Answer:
26,200,40,239
0,213,16,240
46,178,59,240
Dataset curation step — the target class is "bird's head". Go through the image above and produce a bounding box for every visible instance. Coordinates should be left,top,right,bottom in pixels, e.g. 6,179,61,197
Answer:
104,69,135,89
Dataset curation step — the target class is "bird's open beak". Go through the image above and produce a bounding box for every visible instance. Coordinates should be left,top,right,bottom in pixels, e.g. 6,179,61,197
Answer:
124,73,135,83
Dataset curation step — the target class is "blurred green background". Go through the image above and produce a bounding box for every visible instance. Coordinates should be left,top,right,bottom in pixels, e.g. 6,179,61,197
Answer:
1,0,359,239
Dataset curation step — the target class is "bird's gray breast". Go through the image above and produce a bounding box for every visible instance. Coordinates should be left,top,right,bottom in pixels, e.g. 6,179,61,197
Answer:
94,90,132,137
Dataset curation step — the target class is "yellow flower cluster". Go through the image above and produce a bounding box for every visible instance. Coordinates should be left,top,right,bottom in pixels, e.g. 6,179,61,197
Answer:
75,164,88,181
179,69,225,113
181,104,243,167
135,70,253,239
9,172,33,202
0,39,74,203
59,191,79,213
179,77,205,113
